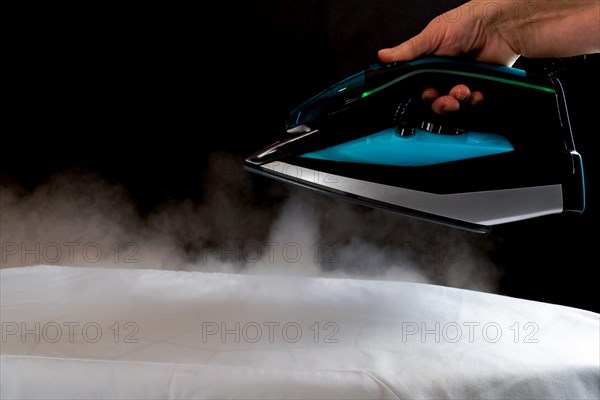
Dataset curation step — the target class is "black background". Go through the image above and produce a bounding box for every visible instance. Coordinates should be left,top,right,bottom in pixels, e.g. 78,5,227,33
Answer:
4,2,598,312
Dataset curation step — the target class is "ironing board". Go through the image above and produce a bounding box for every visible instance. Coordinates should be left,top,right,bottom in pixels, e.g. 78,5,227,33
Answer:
1,265,598,399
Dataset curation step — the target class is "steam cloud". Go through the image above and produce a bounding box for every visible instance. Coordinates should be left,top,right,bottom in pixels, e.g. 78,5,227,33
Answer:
0,152,502,292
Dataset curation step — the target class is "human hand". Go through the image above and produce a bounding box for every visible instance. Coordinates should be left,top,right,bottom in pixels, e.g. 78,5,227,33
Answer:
379,0,599,66
379,0,599,114
379,0,515,115
378,1,521,67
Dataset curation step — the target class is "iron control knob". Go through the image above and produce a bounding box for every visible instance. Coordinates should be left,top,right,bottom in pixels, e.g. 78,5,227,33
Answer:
396,121,416,137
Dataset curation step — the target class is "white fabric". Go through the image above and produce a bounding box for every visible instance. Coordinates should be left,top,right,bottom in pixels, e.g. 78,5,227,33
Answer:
1,265,598,399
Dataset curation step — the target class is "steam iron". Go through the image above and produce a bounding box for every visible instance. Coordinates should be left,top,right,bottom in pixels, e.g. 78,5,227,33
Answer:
245,57,585,232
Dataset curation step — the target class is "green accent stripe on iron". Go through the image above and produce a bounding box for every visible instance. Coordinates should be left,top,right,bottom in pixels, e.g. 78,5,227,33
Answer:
361,69,556,98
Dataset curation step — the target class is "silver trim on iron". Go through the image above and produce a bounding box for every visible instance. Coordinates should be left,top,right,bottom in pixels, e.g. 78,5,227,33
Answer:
254,129,318,160
286,124,313,134
260,161,564,226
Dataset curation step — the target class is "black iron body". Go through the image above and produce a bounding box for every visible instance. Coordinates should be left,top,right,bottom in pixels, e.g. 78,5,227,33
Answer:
245,57,585,232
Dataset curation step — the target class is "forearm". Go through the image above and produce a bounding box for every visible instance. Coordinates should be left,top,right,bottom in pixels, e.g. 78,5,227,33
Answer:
486,0,600,57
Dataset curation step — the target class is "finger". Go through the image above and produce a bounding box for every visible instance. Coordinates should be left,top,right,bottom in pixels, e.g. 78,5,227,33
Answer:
431,96,460,115
448,84,471,103
378,32,432,63
421,87,440,104
470,91,484,108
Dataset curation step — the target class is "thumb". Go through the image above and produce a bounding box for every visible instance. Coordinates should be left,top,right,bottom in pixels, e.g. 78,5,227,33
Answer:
378,32,431,63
